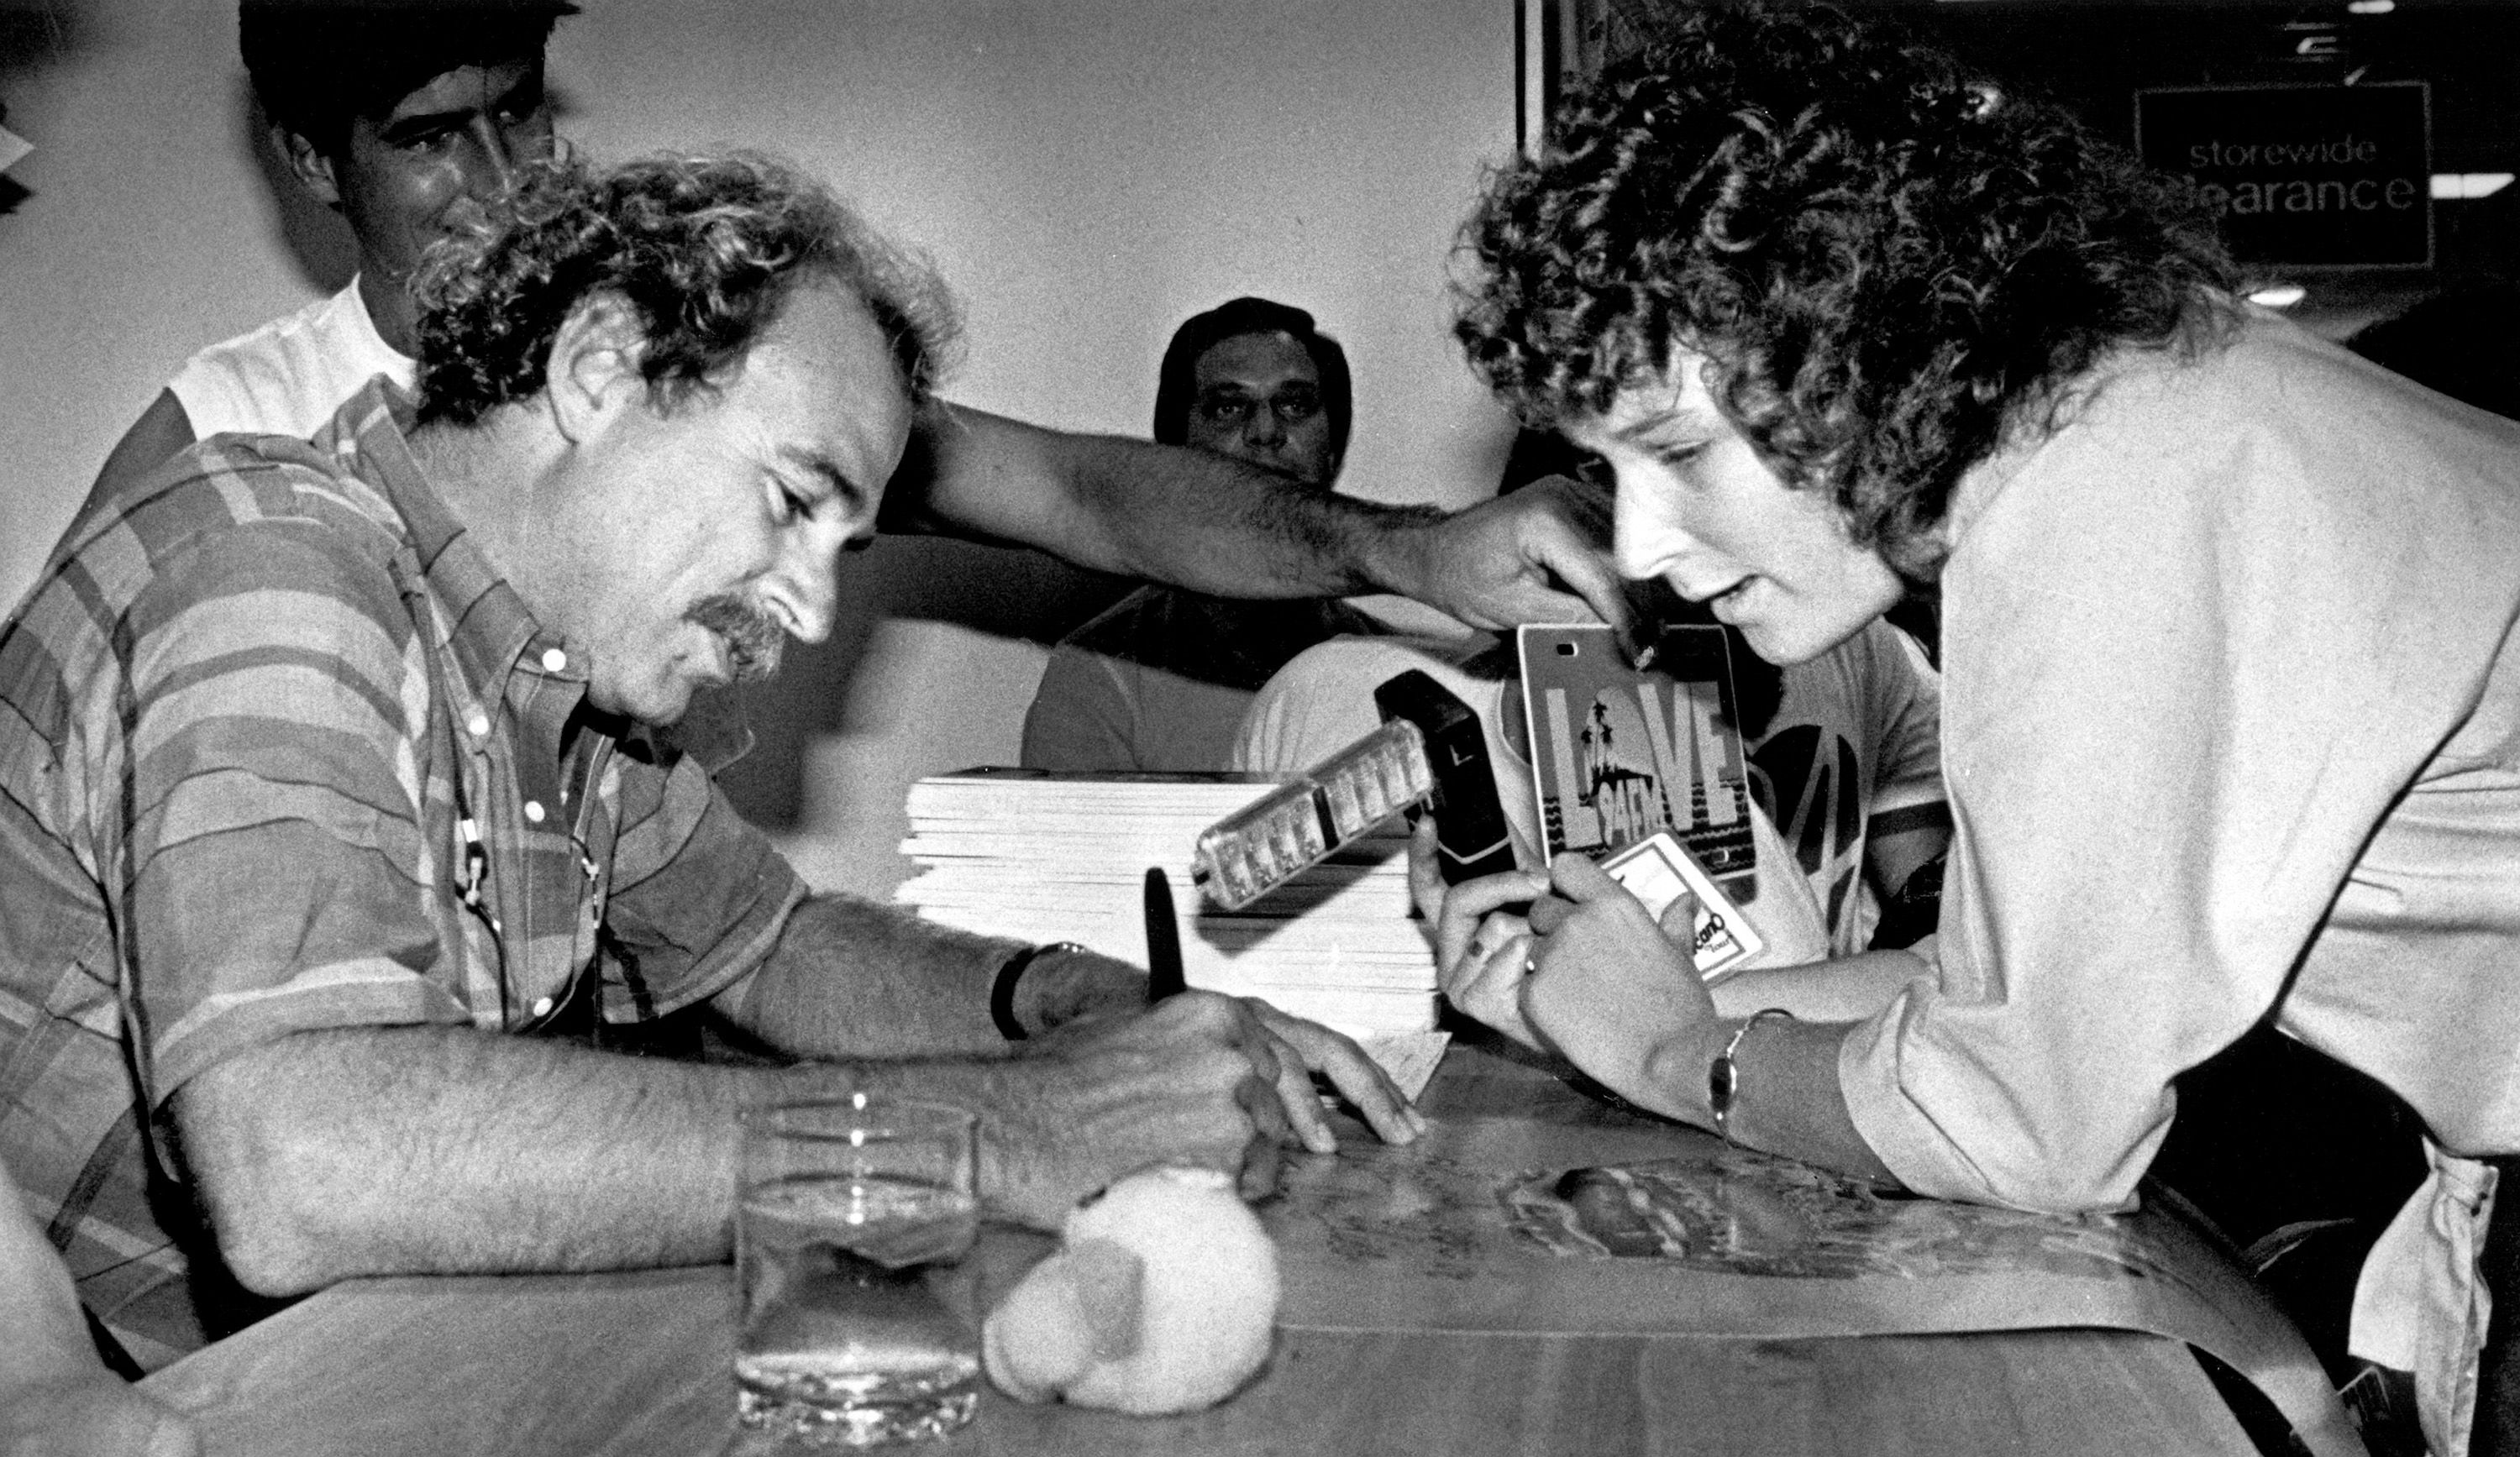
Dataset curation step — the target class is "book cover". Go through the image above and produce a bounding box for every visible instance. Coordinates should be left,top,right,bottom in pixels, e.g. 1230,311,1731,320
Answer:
1516,624,1757,895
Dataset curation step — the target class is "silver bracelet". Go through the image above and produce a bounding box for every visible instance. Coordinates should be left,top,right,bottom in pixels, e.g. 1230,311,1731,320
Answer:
1708,1008,1795,1143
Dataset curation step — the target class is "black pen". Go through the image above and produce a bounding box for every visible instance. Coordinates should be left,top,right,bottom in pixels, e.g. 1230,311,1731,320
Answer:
1143,866,1186,1002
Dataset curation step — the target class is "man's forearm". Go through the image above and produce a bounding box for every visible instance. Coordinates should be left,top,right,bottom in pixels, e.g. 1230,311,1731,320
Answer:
887,401,1441,597
173,1019,1135,1293
721,895,1150,1061
178,985,1295,1289
175,1025,803,1294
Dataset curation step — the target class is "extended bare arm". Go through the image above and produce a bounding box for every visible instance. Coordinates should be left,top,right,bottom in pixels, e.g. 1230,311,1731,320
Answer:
889,401,1632,633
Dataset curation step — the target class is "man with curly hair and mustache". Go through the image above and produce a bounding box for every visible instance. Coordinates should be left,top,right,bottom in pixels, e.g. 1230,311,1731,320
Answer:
1415,6,2520,1452
0,149,1424,1381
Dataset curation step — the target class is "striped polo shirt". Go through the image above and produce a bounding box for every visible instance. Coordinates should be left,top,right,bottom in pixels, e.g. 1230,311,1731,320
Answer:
0,380,806,1367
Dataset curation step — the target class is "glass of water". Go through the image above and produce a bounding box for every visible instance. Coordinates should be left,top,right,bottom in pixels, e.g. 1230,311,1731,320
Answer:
735,1093,981,1447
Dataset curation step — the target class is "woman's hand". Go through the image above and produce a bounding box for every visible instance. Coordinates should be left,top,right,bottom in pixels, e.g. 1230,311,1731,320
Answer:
1407,818,1552,1048
1520,851,1726,1123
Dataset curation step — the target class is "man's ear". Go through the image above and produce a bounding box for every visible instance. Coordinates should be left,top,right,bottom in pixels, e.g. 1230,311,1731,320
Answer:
544,293,649,444
275,127,342,209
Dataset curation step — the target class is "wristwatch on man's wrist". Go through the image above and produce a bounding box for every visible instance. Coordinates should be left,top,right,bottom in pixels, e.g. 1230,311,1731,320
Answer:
990,941,1089,1042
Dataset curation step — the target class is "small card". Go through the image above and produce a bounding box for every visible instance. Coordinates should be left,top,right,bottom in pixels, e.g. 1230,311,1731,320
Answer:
1598,831,1764,983
1357,1030,1451,1103
1318,1031,1450,1114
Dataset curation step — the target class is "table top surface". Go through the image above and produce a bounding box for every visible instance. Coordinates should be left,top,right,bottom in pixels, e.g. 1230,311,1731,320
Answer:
143,1041,2259,1457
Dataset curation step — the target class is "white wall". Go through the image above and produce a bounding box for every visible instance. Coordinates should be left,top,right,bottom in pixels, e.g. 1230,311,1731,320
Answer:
0,0,1519,899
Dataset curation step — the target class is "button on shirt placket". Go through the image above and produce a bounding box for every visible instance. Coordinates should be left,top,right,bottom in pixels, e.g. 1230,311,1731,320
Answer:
451,701,507,1024
490,641,608,1031
435,637,609,1032
571,757,615,967
412,498,617,1036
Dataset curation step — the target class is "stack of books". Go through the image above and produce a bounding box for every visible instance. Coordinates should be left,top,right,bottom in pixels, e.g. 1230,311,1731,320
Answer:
893,769,1441,1042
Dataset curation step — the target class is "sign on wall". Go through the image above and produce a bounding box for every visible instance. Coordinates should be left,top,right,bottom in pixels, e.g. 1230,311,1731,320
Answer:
2136,81,2432,270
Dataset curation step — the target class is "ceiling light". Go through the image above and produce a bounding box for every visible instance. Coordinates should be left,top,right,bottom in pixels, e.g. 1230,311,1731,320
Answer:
2345,0,2394,14
2248,283,2308,309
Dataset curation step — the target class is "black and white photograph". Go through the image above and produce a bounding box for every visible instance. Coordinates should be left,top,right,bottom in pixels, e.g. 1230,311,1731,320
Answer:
1,2,2514,1454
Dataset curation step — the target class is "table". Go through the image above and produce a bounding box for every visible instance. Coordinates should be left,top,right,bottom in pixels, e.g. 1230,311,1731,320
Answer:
142,1042,2261,1456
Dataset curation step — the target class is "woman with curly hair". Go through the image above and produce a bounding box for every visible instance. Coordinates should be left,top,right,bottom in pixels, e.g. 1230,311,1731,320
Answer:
1421,6,2520,1450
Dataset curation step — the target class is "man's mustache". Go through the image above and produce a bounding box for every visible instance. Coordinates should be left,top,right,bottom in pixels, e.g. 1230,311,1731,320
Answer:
686,595,786,681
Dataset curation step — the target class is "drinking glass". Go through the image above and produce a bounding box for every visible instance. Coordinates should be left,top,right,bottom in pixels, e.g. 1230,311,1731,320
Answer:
734,1093,981,1447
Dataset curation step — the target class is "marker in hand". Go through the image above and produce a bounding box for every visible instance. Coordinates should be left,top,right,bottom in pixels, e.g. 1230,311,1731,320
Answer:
1144,866,1186,1003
